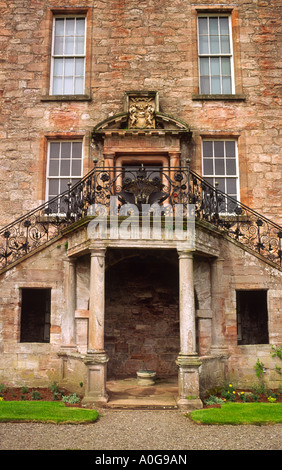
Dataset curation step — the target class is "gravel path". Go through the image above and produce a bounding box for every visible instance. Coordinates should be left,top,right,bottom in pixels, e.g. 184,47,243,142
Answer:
0,410,281,451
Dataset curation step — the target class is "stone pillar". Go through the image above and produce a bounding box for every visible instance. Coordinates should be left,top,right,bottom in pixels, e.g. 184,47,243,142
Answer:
83,247,109,405
176,250,202,410
210,257,228,354
62,257,77,349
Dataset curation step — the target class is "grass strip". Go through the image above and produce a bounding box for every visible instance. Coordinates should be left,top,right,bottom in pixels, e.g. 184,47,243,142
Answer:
189,403,282,425
0,401,99,424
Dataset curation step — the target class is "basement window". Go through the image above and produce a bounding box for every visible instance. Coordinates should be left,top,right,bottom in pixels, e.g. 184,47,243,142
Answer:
20,289,51,343
236,290,269,345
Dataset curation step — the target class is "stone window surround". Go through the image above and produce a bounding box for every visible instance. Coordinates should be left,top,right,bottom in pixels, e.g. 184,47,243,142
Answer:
41,7,92,101
38,132,91,203
201,137,240,204
191,5,245,100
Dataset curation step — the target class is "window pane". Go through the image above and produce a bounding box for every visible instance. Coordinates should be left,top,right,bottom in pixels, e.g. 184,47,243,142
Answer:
203,141,213,157
199,35,209,54
74,77,84,94
61,159,71,176
198,17,208,34
65,58,74,76
226,159,237,175
220,35,230,54
209,17,219,35
49,159,59,176
54,36,64,55
221,57,231,75
72,159,82,176
211,57,220,75
76,18,85,35
75,36,85,55
53,77,62,94
226,140,235,157
65,36,74,55
227,178,237,195
63,77,73,94
60,179,71,193
61,142,71,158
203,159,213,175
214,141,224,157
211,76,220,94
200,76,210,94
72,142,82,158
220,17,229,35
54,58,63,76
210,35,219,54
75,58,84,75
216,178,225,193
55,18,64,36
215,158,225,175
222,76,232,94
65,18,75,35
49,142,60,159
48,179,59,196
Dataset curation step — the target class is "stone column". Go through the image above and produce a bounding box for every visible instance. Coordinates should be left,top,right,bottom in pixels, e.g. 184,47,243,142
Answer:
83,247,109,405
176,250,202,410
62,257,77,349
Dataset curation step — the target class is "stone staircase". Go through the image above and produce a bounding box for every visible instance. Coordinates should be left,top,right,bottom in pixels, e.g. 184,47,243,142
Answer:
1,164,281,274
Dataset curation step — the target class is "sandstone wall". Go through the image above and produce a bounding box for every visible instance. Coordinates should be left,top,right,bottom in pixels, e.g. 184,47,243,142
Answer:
0,0,281,227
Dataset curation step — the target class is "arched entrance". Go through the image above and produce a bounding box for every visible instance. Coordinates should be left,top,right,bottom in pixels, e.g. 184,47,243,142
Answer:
105,248,179,379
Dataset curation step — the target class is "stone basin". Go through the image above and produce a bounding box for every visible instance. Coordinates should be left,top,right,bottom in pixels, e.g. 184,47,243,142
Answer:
137,370,157,386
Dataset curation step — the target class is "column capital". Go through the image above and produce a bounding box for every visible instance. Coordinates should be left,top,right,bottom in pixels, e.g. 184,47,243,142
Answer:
89,246,107,258
177,249,195,259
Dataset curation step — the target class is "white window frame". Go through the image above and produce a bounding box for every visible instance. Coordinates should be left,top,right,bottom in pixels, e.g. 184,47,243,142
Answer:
50,15,86,95
202,139,240,213
46,140,83,213
197,14,235,95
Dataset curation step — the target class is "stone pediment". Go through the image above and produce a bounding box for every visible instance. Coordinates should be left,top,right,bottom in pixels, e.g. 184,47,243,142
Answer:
92,91,191,139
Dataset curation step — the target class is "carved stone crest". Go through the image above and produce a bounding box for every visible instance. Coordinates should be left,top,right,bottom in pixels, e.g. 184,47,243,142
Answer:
125,92,158,129
128,97,155,129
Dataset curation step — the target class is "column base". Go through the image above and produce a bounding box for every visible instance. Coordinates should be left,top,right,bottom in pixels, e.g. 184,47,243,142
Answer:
176,353,203,410
83,351,109,407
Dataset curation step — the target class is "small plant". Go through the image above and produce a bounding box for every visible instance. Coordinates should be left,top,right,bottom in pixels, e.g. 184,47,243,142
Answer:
254,359,265,378
267,396,277,403
0,382,7,396
49,382,64,400
31,390,42,400
271,345,282,360
239,391,251,402
221,383,236,402
0,397,3,402
204,395,225,405
251,382,266,395
62,393,80,404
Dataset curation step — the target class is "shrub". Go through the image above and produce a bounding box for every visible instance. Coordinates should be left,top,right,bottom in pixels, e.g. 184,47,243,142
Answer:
62,393,80,404
221,383,236,402
204,395,225,405
31,390,42,400
49,382,65,401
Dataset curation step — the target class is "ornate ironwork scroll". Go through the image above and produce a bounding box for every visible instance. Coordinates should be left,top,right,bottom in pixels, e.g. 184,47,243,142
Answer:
0,164,281,271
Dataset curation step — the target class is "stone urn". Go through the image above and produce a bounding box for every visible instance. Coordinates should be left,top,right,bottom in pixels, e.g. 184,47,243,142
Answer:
137,362,156,385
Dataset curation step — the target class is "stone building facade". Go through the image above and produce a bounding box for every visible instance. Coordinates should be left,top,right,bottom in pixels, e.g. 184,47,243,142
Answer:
0,0,281,409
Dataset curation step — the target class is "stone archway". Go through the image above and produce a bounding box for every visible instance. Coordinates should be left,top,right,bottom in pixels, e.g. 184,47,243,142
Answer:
105,248,179,380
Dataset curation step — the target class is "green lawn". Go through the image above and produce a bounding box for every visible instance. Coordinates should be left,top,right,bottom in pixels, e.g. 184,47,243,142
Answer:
0,401,99,424
189,403,282,425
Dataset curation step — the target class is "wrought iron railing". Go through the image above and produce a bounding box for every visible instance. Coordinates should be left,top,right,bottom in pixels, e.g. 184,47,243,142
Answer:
0,164,281,271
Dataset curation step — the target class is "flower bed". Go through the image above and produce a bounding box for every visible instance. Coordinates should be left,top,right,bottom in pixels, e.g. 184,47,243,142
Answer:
202,383,282,407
